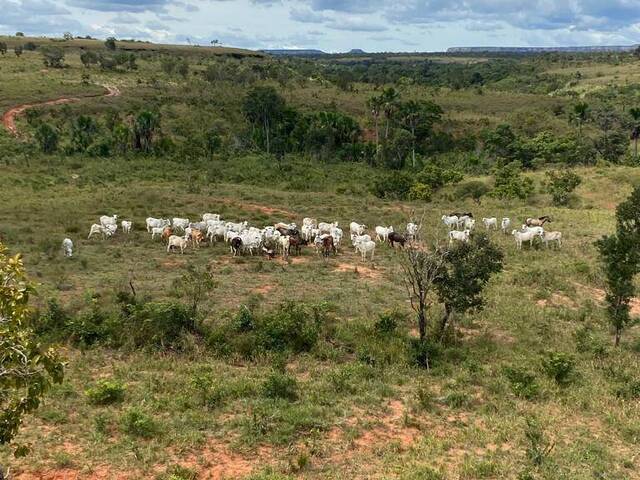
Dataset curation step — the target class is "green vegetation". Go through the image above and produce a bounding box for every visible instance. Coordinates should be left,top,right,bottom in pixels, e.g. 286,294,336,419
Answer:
1,35,640,479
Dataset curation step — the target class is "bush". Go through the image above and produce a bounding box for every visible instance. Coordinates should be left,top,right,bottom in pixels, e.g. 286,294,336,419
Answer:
491,161,534,200
120,301,198,350
66,306,112,347
541,352,575,385
120,408,158,438
41,46,65,68
85,380,126,405
371,171,413,199
262,371,298,401
503,366,539,399
374,310,405,335
455,180,490,204
545,169,582,206
408,182,432,201
34,123,59,153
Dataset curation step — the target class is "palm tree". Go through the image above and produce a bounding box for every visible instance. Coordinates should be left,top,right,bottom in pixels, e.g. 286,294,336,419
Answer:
630,107,640,161
380,87,399,140
571,102,589,137
133,111,159,153
367,94,383,151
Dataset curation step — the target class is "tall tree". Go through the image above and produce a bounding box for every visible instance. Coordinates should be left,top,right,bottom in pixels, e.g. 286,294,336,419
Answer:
366,94,383,152
595,187,640,346
242,86,285,154
629,107,640,161
380,87,399,140
398,100,443,168
0,243,64,463
571,102,589,137
133,111,160,153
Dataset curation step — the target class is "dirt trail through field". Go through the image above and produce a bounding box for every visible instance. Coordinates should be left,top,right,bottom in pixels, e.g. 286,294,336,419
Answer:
2,84,120,136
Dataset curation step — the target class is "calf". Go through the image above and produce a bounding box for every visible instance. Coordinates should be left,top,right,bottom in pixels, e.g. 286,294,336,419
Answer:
543,231,562,248
167,235,187,254
121,220,132,234
62,238,73,257
231,237,243,256
501,218,511,234
482,217,498,230
449,229,470,244
322,235,336,258
388,232,406,248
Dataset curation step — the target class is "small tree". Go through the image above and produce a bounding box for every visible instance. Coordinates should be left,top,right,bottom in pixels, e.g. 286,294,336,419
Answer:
63,32,73,40
0,42,7,55
571,102,589,136
242,86,286,154
434,234,504,340
14,45,23,57
133,111,160,153
595,187,640,346
0,243,64,461
80,50,98,67
40,46,65,68
34,123,58,153
104,37,117,50
491,161,534,200
176,60,189,78
70,115,98,152
15,32,24,37
545,169,582,206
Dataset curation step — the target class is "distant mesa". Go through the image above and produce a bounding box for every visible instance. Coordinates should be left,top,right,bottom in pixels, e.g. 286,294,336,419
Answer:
261,49,326,56
347,48,366,54
447,45,640,53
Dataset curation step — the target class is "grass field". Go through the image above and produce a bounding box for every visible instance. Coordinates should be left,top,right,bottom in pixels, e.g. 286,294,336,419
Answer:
2,37,640,480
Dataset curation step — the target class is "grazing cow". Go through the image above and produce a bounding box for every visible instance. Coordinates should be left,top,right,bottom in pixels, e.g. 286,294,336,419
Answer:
146,217,170,233
542,231,562,249
100,215,118,228
450,212,473,218
161,226,173,243
330,226,343,250
202,213,220,223
172,218,190,232
375,226,394,243
349,222,366,236
288,236,307,256
189,229,205,248
512,229,543,249
322,235,336,258
449,230,470,244
526,216,552,227
88,223,115,239
482,217,498,230
351,234,371,248
62,238,73,257
354,239,375,261
231,237,243,256
406,222,419,240
167,235,187,254
121,220,132,234
279,235,290,260
318,221,338,234
207,224,226,243
501,218,511,234
442,215,459,230
388,232,406,248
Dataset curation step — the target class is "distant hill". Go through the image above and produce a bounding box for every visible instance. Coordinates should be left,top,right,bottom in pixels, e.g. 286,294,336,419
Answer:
261,49,326,56
0,35,263,57
348,49,366,54
448,45,639,53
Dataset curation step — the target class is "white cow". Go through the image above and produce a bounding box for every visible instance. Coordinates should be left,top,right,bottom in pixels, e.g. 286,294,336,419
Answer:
172,218,190,232
121,220,132,234
207,224,226,243
406,222,419,240
512,229,543,249
442,215,459,230
279,235,290,260
167,235,188,254
88,223,115,239
330,226,344,249
146,217,170,232
542,231,562,248
99,215,117,228
448,229,470,244
303,217,317,228
482,217,498,230
375,226,394,243
62,238,73,257
521,225,545,237
151,227,166,240
354,239,376,261
349,222,366,236
318,221,338,234
202,213,220,223
501,218,511,234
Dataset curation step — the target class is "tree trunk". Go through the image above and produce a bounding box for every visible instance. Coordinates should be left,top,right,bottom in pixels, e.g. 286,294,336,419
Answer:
615,327,621,347
438,305,452,340
634,137,638,161
411,126,416,168
418,303,426,342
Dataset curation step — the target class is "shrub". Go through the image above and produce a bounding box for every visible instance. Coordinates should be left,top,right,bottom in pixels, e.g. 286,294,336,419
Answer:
545,169,582,206
120,408,158,438
35,299,69,337
85,380,125,405
503,366,540,399
455,180,490,204
262,371,298,401
371,171,413,199
541,352,575,385
190,373,227,409
374,310,405,335
66,306,112,347
408,182,432,201
34,123,59,153
121,301,198,350
491,161,534,200
41,46,65,68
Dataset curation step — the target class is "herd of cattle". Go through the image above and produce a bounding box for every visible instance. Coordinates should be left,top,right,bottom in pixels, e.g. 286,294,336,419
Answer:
60,212,562,259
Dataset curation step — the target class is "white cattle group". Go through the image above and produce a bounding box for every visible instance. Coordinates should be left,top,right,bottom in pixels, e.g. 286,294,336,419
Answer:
66,209,562,262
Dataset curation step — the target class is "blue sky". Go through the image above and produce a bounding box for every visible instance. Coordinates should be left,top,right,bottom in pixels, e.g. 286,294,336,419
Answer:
2,0,640,52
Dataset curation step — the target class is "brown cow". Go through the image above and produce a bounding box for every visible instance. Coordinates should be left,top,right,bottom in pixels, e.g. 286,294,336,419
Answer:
190,228,205,248
388,232,406,248
322,235,336,258
161,227,173,243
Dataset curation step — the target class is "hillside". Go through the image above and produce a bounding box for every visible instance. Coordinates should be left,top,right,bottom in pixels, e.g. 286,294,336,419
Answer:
1,37,640,480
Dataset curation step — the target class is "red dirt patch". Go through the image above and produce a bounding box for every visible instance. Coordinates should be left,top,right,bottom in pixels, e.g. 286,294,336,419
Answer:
2,85,120,136
574,282,640,316
333,262,381,279
226,200,296,219
536,293,578,310
253,284,275,294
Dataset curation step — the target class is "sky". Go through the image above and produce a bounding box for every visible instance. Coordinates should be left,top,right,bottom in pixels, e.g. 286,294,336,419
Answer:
2,0,640,52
